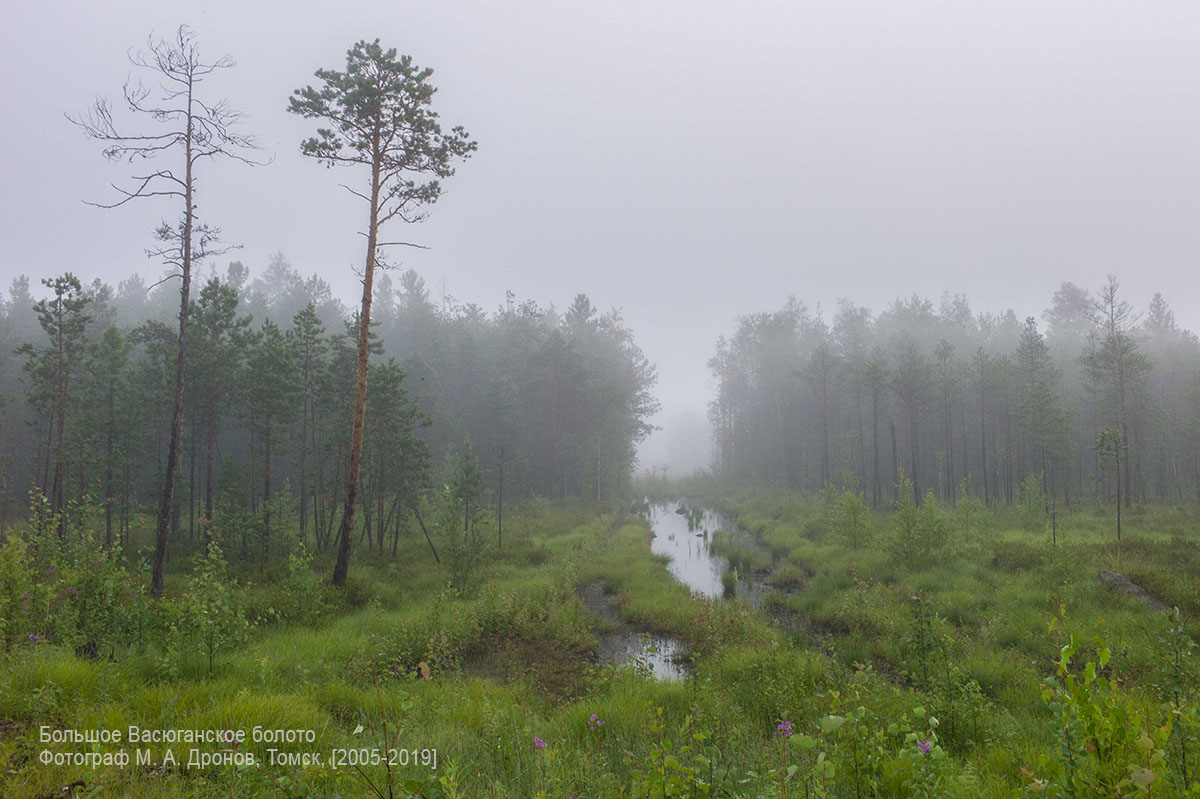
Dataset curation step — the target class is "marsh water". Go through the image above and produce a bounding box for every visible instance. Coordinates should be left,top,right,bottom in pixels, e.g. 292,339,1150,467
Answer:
584,502,766,680
646,503,765,606
578,578,689,680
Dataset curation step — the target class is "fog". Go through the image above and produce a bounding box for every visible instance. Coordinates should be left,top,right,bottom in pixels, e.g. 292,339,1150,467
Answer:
5,0,1200,476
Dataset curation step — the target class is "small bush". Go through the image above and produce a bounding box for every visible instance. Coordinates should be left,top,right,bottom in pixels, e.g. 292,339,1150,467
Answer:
891,477,948,567
173,542,252,673
832,486,873,551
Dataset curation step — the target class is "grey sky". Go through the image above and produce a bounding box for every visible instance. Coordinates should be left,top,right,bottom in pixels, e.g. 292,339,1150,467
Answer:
4,0,1199,473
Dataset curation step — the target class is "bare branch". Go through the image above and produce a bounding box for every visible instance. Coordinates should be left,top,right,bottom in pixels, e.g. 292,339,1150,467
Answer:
82,175,184,208
339,183,372,203
376,240,431,250
144,272,183,291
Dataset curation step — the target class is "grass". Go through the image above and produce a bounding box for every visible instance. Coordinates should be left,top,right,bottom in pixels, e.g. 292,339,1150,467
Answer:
1,490,1198,797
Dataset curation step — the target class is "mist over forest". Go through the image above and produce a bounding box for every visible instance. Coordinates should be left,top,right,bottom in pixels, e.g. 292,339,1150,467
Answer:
0,257,659,546
5,267,1196,531
3,4,1200,799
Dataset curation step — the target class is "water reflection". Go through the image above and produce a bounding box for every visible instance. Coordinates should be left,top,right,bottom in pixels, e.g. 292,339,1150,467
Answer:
597,632,689,681
646,504,729,599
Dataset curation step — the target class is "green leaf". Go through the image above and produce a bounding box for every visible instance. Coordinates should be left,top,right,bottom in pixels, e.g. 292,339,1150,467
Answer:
820,715,846,733
1128,768,1154,789
791,734,818,751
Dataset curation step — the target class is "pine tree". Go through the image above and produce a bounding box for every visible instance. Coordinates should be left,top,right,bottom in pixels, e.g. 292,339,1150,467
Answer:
289,40,476,587
84,325,133,547
1083,276,1152,509
189,277,250,542
19,274,92,524
290,304,328,544
245,320,299,570
69,26,260,597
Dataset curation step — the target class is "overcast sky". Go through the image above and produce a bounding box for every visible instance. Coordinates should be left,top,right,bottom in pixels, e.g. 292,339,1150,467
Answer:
4,0,1200,473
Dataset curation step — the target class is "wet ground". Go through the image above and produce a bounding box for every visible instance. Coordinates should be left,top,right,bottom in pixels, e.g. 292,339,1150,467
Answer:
577,502,772,680
578,578,690,680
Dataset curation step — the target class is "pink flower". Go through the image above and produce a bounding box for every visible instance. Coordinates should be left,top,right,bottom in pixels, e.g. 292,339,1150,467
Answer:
534,736,546,750
917,740,931,755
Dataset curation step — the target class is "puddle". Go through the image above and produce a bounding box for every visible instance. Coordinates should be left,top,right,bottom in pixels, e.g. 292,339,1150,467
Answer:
644,502,765,606
578,579,690,680
576,502,775,681
577,578,622,624
597,632,689,681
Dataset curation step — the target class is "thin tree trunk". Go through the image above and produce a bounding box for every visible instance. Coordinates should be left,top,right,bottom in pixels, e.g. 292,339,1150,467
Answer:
189,416,196,543
890,421,899,503
150,78,196,599
497,448,504,549
820,360,830,487
410,502,440,564
332,130,383,588
51,297,66,522
908,404,920,504
979,364,989,506
261,423,272,572
204,377,216,544
871,389,880,508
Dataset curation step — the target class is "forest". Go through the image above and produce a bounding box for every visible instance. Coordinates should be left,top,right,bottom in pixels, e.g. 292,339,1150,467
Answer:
1,17,1199,799
708,278,1199,515
0,262,659,560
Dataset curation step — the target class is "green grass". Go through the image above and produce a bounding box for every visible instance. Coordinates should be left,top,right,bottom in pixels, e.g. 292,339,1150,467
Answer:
1,491,1198,797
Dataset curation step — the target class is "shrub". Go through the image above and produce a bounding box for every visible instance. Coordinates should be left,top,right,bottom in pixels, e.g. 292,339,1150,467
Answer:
953,478,992,545
891,477,948,567
0,536,34,651
175,542,252,673
1036,622,1171,798
721,567,738,599
1018,473,1046,533
66,542,143,656
833,486,873,551
435,489,490,593
285,540,328,623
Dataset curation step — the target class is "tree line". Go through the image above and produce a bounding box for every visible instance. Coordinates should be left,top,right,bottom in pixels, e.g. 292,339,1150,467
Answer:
708,277,1200,520
0,263,657,564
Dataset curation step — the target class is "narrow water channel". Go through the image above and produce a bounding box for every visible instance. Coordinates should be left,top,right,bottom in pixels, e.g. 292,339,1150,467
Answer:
584,501,765,680
646,503,728,598
646,503,765,606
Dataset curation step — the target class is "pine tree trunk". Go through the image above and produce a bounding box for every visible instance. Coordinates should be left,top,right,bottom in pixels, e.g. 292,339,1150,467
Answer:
150,78,196,599
332,131,382,588
204,374,216,544
262,423,272,572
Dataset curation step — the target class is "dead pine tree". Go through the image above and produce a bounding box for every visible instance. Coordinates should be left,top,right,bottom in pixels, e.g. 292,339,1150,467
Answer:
68,25,261,598
289,40,476,587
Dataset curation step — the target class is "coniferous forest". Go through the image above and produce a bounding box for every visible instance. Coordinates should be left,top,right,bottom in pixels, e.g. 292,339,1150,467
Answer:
0,262,659,555
707,280,1200,514
2,14,1199,799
